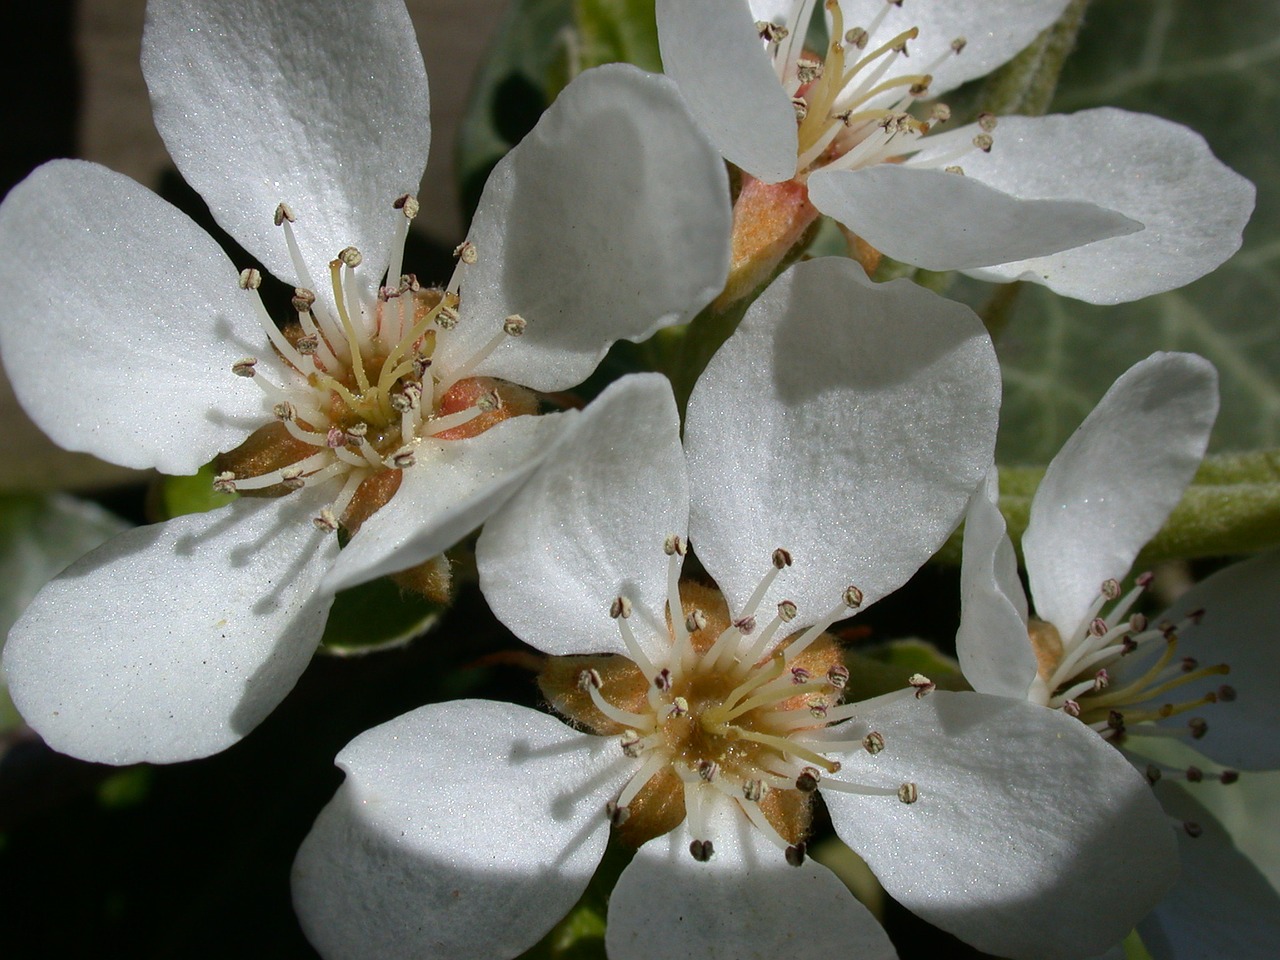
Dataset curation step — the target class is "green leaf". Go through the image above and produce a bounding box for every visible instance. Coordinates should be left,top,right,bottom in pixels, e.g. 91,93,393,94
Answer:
574,0,661,72
156,463,237,520
989,0,1280,464
456,0,576,222
319,576,443,656
97,767,154,810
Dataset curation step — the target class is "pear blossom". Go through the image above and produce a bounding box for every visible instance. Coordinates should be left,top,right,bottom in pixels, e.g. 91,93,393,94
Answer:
0,0,731,765
292,259,1177,960
956,354,1280,958
657,0,1255,304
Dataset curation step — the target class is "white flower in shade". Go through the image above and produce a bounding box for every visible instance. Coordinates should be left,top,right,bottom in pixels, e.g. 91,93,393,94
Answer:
956,353,1280,958
0,0,731,766
658,0,1255,304
292,258,1177,960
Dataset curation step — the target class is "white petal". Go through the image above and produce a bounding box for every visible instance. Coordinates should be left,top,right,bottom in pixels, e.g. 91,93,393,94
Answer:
141,0,430,287
293,700,619,960
1139,782,1280,960
833,0,1072,97
957,468,1036,698
1149,548,1280,770
656,0,798,182
437,64,731,393
808,164,1139,271
1024,353,1217,643
2,495,337,764
685,258,999,629
323,411,576,593
477,376,688,659
0,160,272,473
606,791,896,960
825,691,1178,960
939,110,1256,303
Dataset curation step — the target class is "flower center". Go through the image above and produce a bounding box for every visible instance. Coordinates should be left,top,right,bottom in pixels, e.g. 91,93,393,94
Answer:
212,198,536,534
1030,574,1235,751
541,539,922,864
759,0,992,178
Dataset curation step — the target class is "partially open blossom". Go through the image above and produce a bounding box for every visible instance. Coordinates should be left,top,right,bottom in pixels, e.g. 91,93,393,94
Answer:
292,259,1176,960
658,0,1255,304
0,0,731,765
957,353,1280,958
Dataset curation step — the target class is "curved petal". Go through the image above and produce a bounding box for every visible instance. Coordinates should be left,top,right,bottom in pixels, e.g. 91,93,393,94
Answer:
1148,548,1280,770
685,258,999,629
324,411,577,593
477,375,688,659
957,468,1036,698
825,691,1178,960
1024,353,1218,644
606,792,896,960
293,700,619,960
142,0,430,287
808,164,1139,271
438,64,731,393
934,110,1256,303
2,494,338,765
656,0,798,182
1139,782,1280,960
833,0,1072,98
0,160,272,473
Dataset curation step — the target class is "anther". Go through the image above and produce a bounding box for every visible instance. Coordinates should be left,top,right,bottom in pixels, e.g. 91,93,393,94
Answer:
689,839,714,862
389,390,414,413
909,673,935,698
1183,821,1203,839
929,103,951,123
1219,685,1237,702
1089,618,1109,638
1094,669,1110,690
1108,710,1126,730
212,471,237,494
292,287,316,312
977,112,998,133
1136,571,1156,588
1185,766,1204,783
863,731,885,755
772,548,793,569
1062,700,1081,717
1181,657,1199,672
790,667,812,684
846,27,869,48
734,616,757,635
795,59,823,83
453,240,479,264
792,97,808,122
280,467,305,491
295,335,319,355
503,314,527,337
610,596,633,620
944,165,965,175
345,423,369,446
475,390,502,413
843,585,864,608
756,21,788,43
238,268,262,290
951,37,967,54
313,508,339,533
897,782,919,804
273,401,296,422
697,760,719,782
827,664,850,690
1130,613,1148,632
1220,770,1240,785
577,669,603,692
685,609,707,633
742,779,765,802
326,426,346,448
1188,717,1208,739
435,305,459,329
796,767,821,793
669,697,690,717
274,202,295,225
1146,764,1162,784
392,194,420,219
654,669,672,692
337,247,362,268
664,534,687,557
620,730,643,758
231,357,258,378
973,133,993,153
785,843,807,867
1101,578,1122,600
777,600,798,622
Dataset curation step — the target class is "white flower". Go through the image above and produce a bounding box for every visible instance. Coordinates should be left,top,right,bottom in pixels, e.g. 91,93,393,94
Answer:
292,259,1176,960
956,353,1280,958
0,0,731,765
658,0,1255,304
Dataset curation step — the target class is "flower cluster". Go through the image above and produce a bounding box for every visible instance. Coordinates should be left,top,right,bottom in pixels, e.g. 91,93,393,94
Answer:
0,0,1273,959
